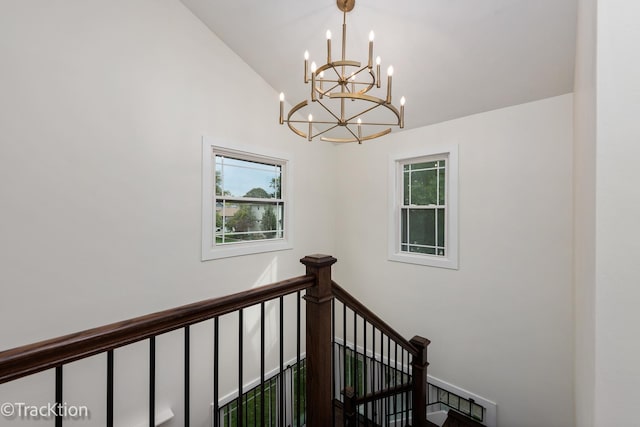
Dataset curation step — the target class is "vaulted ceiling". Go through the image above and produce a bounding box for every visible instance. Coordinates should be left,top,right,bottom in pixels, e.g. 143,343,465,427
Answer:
181,0,577,130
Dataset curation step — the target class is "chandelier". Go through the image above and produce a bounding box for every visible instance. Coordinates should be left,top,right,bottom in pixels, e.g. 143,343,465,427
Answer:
279,0,405,144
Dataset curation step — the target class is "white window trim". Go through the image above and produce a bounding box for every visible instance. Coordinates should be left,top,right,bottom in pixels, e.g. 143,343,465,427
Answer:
201,137,293,260
388,143,459,269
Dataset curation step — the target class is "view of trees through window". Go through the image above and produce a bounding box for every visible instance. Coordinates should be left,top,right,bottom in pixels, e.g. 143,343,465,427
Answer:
214,154,284,245
401,158,447,256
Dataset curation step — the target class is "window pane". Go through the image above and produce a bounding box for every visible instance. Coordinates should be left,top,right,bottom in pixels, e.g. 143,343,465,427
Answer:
460,398,470,415
449,394,460,409
217,201,283,244
411,161,438,170
471,403,483,420
437,208,445,247
215,155,281,198
438,167,446,205
401,208,408,244
403,171,410,205
409,246,436,255
410,169,438,205
409,209,436,246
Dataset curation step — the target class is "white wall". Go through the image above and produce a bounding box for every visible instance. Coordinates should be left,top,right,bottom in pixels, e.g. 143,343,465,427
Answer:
332,95,575,427
594,2,640,426
0,1,335,426
573,0,597,425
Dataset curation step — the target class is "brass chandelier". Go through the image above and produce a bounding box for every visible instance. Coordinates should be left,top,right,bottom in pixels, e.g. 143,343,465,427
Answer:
279,0,405,144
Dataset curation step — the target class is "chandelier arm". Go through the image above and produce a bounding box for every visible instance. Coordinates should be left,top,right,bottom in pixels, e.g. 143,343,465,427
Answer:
286,99,308,119
329,92,402,125
360,68,376,94
317,60,360,74
287,120,346,125
314,98,344,123
344,123,361,143
320,128,392,143
329,64,343,82
347,66,375,94
285,100,309,138
312,123,342,139
344,102,383,122
315,80,342,99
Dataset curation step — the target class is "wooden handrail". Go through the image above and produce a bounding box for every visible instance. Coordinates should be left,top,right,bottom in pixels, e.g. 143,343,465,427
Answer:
331,281,419,357
0,274,315,385
353,381,413,405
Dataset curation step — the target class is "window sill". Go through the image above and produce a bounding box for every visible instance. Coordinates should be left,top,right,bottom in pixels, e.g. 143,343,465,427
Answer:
202,239,293,261
388,252,458,270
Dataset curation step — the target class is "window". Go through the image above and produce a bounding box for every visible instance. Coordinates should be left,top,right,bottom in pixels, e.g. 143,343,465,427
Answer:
388,145,458,269
202,139,292,260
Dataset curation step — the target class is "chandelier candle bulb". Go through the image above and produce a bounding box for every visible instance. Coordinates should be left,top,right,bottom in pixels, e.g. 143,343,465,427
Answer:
400,96,405,128
357,118,362,143
376,56,381,88
386,65,394,104
307,114,313,141
326,30,332,63
368,31,375,68
311,62,317,101
304,50,309,83
279,92,285,124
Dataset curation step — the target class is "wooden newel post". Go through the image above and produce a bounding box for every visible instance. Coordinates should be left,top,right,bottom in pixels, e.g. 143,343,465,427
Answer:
410,335,430,427
301,254,337,427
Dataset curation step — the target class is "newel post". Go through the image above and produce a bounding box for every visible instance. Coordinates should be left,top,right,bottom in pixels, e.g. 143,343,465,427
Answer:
301,254,337,427
410,335,431,427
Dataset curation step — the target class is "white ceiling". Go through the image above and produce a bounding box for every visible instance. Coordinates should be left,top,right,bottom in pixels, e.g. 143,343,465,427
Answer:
181,0,577,131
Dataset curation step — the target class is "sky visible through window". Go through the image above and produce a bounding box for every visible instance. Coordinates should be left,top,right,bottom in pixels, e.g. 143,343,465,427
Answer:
216,156,281,198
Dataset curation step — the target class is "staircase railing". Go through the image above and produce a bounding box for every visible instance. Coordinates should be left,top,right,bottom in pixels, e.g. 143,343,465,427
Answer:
331,281,430,426
0,254,429,427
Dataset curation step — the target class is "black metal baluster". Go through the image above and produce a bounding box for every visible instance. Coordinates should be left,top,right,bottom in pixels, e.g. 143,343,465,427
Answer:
150,336,156,427
405,349,411,426
386,335,390,427
372,326,376,425
238,309,244,427
279,296,284,427
214,317,220,427
364,319,368,426
185,325,190,427
55,365,63,427
393,342,398,424
342,304,347,426
401,348,405,425
289,365,294,425
296,290,301,426
107,350,114,427
332,298,336,427
353,310,357,397
302,359,307,426
261,302,265,427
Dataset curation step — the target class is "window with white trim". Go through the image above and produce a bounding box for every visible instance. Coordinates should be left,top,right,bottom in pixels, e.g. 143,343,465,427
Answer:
202,140,292,260
389,145,458,269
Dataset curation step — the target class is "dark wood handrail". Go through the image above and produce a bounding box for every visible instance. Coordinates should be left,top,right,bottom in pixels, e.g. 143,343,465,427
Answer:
331,281,419,357
353,381,413,405
0,274,315,385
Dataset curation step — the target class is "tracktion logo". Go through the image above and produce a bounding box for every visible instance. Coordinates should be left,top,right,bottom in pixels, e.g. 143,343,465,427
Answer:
1,402,90,420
